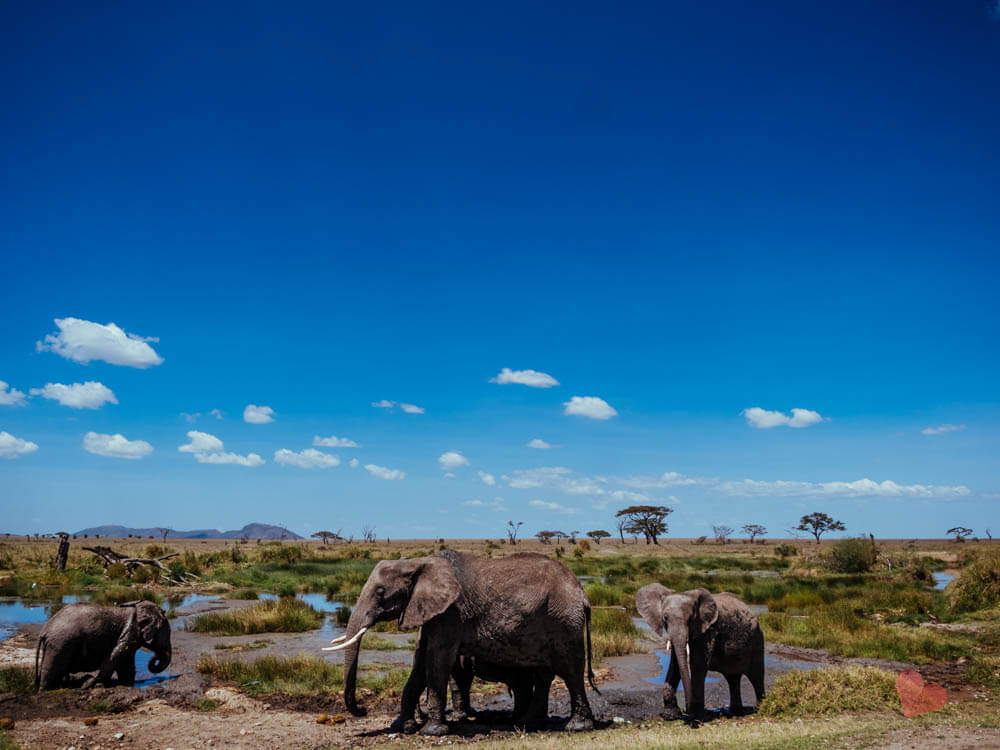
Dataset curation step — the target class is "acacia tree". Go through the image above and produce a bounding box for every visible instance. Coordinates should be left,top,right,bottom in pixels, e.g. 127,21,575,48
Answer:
947,526,973,543
796,512,846,544
506,520,524,545
535,530,555,544
587,530,611,545
361,524,377,543
157,528,171,542
712,525,734,544
616,517,628,544
615,505,673,545
742,523,767,543
312,530,342,545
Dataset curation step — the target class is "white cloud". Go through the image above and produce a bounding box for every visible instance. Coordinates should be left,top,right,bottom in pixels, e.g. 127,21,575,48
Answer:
365,463,406,480
372,399,396,409
439,451,469,471
372,399,425,414
209,408,224,420
30,381,117,409
36,317,163,368
563,396,617,420
463,499,486,507
717,477,971,499
616,471,702,489
478,471,496,486
400,403,425,414
313,434,359,448
181,409,224,424
610,489,650,503
83,432,153,459
490,368,559,388
503,466,606,496
178,430,263,467
275,448,341,469
0,431,39,459
921,424,967,436
529,499,576,514
462,497,507,511
243,404,275,424
741,407,824,429
0,381,27,406
349,458,359,468
527,438,553,449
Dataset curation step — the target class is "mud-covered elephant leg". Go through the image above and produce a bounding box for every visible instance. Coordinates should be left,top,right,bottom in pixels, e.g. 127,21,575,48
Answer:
519,670,552,729
748,632,765,709
36,637,64,691
392,631,429,734
420,623,460,736
724,673,744,715
661,648,682,719
449,655,475,721
557,639,594,731
687,646,708,716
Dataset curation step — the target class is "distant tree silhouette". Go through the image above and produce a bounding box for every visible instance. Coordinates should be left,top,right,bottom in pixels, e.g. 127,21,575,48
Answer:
587,530,611,545
742,524,767,543
947,526,973,543
796,513,846,544
616,505,672,545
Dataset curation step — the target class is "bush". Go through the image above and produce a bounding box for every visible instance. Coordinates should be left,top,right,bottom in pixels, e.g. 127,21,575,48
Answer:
577,539,591,552
949,551,1000,614
0,667,34,695
775,544,798,559
828,537,878,573
759,666,899,716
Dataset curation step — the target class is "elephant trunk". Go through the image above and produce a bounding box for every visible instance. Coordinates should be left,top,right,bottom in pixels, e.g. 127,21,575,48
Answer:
342,611,373,716
671,632,693,715
148,647,171,673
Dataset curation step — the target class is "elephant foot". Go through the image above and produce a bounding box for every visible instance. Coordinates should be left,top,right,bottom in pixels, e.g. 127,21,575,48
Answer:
389,716,420,735
419,721,450,736
564,715,593,732
660,704,682,721
450,708,475,722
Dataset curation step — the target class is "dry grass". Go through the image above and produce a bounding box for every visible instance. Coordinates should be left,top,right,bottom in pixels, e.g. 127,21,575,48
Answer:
758,666,899,716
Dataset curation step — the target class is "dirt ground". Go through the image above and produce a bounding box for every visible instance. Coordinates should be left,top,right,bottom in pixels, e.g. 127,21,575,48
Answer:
1,596,995,750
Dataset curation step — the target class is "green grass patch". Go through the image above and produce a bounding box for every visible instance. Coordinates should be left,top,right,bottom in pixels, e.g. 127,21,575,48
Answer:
224,588,260,600
0,667,34,695
186,598,323,635
949,551,1000,614
213,638,272,651
91,586,162,606
196,654,410,697
0,731,23,750
86,700,110,713
360,633,411,651
590,608,641,662
759,666,900,716
194,698,220,711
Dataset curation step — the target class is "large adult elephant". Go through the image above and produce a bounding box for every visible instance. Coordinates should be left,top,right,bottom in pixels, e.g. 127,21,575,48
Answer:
326,550,597,736
35,601,172,690
635,584,764,718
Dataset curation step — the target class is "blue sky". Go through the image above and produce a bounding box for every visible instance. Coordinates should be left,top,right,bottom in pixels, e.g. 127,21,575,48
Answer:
1,1,998,539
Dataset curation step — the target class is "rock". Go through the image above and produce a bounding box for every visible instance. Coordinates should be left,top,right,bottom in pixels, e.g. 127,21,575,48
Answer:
114,732,125,740
84,717,99,726
316,714,331,724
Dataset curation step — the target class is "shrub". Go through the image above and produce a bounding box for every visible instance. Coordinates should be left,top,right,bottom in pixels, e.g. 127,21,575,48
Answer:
92,587,161,606
187,598,323,635
144,544,172,558
949,551,1000,614
759,666,899,716
577,539,591,552
131,566,158,584
775,544,798,559
0,667,34,695
106,562,129,579
828,537,878,573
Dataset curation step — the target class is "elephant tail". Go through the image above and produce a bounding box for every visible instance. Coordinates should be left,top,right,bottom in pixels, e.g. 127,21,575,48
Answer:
34,634,46,692
585,605,600,695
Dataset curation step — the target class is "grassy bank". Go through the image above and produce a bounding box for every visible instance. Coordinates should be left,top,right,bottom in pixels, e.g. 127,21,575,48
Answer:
186,597,324,635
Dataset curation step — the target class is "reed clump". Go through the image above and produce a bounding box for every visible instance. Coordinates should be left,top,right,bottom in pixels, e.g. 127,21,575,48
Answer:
758,666,899,716
187,597,323,635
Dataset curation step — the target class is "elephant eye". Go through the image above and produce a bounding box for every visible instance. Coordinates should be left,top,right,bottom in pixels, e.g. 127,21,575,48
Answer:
375,586,385,598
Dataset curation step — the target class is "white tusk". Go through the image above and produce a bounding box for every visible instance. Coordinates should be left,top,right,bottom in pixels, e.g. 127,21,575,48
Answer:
666,639,671,653
329,634,347,644
321,626,367,652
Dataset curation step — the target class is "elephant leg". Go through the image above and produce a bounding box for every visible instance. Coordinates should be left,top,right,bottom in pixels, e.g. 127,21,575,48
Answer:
724,673,744,716
392,632,428,734
558,640,594,732
661,648,682,720
687,649,708,716
521,670,552,730
116,652,136,687
38,646,64,691
418,631,459,736
749,647,766,707
449,657,475,722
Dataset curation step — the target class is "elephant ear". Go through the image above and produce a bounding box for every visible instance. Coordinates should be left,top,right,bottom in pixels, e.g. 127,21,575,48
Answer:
136,602,164,644
400,556,461,631
686,588,719,638
635,583,674,636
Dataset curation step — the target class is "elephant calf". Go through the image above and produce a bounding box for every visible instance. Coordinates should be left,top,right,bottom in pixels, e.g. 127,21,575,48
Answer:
35,601,172,690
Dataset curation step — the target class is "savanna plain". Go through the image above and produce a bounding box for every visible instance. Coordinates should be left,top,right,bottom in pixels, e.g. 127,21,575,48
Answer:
1,534,999,750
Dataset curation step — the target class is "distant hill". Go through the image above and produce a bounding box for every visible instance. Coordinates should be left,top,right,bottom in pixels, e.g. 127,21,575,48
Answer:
73,523,302,540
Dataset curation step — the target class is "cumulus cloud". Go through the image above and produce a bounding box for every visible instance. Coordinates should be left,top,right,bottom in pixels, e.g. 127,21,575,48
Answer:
182,409,224,424
741,407,824,429
372,399,395,409
178,430,263,466
921,424,967,436
0,431,39,459
563,396,617,420
462,497,507,511
83,432,153,459
30,381,117,409
529,499,576,514
243,404,275,424
527,438,553,449
313,434,359,448
503,466,606,496
275,448,341,469
610,489,650,503
490,368,559,388
349,458,359,468
365,463,406,480
717,477,970,499
478,471,496,486
439,451,469,471
400,403,425,414
0,381,27,406
372,399,425,414
36,317,163,368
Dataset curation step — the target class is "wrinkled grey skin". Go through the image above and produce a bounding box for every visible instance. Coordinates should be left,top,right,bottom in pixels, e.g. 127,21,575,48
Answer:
636,585,764,719
341,550,596,736
35,601,172,690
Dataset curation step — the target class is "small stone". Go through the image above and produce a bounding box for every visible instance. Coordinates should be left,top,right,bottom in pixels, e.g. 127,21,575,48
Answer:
84,717,99,727
239,729,247,735
114,733,125,740
331,714,345,724
612,716,626,724
316,714,330,724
